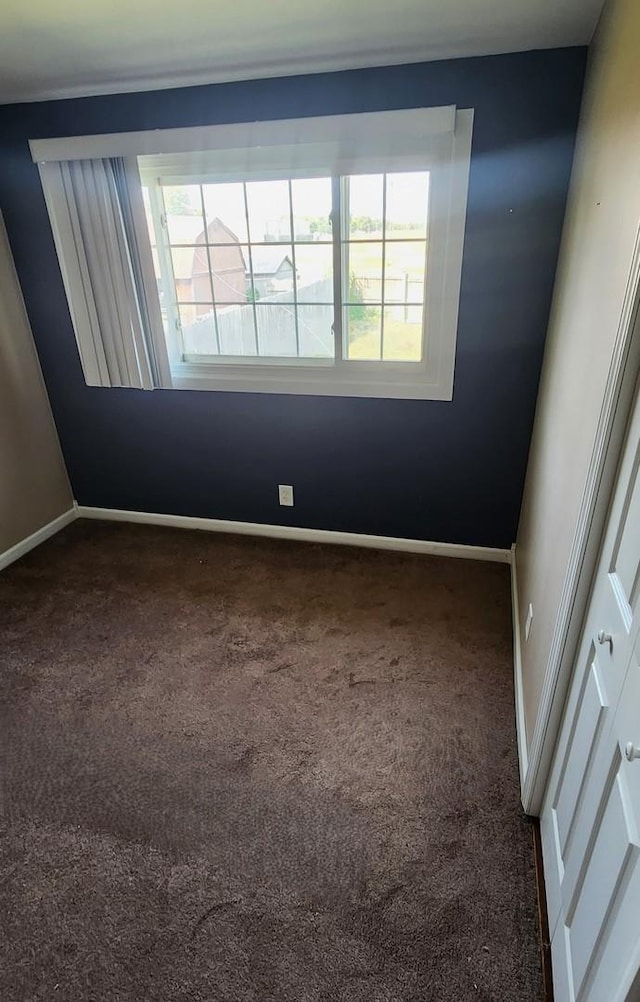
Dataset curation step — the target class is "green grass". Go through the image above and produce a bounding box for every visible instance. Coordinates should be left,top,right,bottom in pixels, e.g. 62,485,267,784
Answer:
348,317,422,361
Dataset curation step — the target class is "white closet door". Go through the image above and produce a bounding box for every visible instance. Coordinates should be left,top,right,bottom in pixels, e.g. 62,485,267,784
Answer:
581,643,640,1002
540,371,640,1002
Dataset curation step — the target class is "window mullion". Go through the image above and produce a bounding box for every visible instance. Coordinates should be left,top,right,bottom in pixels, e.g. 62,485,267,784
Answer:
242,183,260,356
331,176,344,366
149,181,184,365
286,180,301,357
380,174,387,361
198,185,221,355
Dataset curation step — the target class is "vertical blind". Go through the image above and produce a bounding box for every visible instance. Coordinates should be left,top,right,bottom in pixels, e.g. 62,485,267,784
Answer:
38,157,163,389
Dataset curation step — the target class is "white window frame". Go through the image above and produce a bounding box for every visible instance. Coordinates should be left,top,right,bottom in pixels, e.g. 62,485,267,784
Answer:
31,107,473,400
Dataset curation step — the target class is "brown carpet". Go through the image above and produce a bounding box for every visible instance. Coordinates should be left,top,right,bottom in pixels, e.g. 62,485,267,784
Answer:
0,520,543,1001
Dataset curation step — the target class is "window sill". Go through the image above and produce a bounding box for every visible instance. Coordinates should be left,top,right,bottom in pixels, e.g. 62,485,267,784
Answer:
168,362,454,400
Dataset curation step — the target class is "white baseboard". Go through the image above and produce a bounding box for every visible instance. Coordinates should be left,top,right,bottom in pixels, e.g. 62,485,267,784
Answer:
1,501,511,579
76,505,512,563
510,543,529,798
0,506,77,573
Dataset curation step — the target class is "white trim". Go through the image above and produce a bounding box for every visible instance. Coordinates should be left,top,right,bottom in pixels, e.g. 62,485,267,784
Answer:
29,107,456,165
75,505,511,562
0,507,77,573
521,222,640,815
168,368,456,400
510,543,529,792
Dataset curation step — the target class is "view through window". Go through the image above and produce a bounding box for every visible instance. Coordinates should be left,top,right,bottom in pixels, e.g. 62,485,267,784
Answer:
142,172,430,365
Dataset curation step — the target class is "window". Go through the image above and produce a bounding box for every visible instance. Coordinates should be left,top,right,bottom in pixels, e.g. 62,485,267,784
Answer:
32,106,473,399
143,176,336,363
143,172,429,364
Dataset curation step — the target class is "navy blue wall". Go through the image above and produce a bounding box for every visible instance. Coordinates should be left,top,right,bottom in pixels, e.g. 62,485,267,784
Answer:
0,49,586,548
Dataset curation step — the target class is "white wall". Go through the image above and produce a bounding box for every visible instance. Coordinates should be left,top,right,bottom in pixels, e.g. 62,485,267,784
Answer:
0,210,73,554
515,0,640,755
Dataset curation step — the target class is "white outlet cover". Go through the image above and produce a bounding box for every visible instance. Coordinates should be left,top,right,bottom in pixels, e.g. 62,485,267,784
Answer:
278,484,294,507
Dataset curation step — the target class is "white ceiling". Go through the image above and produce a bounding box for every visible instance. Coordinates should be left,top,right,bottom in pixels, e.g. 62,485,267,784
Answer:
0,0,604,105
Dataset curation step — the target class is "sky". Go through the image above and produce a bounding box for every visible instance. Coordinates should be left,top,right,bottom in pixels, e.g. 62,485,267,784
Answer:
158,172,430,243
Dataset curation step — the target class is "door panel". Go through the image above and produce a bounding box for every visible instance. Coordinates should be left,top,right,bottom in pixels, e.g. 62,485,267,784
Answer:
564,752,636,996
553,652,640,1002
541,376,640,1002
593,566,637,698
609,443,640,611
553,649,609,860
541,574,631,938
585,656,640,1002
544,648,609,927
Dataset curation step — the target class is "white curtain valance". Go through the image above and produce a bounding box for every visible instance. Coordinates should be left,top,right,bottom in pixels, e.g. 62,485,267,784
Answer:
30,106,457,175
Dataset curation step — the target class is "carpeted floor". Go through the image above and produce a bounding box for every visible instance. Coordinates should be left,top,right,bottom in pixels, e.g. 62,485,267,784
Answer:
0,520,543,1002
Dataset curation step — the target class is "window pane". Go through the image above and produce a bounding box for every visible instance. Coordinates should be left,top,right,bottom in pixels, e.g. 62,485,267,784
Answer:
255,303,298,356
291,178,332,241
154,173,428,369
171,245,211,303
344,305,381,360
383,306,424,361
346,174,383,239
295,244,333,303
250,245,295,300
174,242,249,305
345,243,383,303
385,172,430,239
384,242,427,303
254,304,334,359
246,180,291,243
215,303,258,356
296,305,334,357
202,183,249,243
204,243,249,304
180,305,217,354
163,186,205,244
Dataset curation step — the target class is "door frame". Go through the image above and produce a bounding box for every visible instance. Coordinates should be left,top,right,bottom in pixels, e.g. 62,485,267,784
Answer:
522,224,640,815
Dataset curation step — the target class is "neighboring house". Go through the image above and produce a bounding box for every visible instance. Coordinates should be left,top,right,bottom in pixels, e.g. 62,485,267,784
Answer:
248,248,295,298
167,215,247,321
193,218,247,308
165,216,294,318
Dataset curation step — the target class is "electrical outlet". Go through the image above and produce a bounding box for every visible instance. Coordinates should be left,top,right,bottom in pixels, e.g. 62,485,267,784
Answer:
278,484,294,507
525,603,534,643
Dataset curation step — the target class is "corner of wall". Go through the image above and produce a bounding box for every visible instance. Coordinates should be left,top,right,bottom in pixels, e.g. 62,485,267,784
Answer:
510,543,529,800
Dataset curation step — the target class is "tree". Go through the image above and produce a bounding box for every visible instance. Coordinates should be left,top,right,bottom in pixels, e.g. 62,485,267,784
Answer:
164,189,200,215
308,216,332,237
348,273,379,332
350,216,383,235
